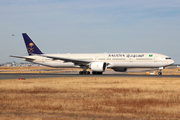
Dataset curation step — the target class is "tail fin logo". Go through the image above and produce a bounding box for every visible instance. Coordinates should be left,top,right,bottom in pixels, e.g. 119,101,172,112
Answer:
27,43,34,53
23,33,43,55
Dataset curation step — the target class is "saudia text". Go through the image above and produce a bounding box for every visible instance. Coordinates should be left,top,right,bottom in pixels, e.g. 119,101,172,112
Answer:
108,54,144,58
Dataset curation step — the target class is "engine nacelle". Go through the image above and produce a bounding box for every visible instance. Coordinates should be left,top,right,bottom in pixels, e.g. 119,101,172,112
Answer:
112,68,127,72
90,62,107,72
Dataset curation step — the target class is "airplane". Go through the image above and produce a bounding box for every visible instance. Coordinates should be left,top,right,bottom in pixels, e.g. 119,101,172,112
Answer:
10,33,174,75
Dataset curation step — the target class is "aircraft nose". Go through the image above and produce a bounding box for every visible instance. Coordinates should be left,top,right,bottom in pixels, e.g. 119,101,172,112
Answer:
171,59,175,64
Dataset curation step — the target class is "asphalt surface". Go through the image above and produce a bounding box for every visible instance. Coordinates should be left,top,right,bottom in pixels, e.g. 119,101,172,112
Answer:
1,71,180,80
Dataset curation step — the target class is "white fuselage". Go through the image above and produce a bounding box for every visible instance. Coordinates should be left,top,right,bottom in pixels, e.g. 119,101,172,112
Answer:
23,53,174,69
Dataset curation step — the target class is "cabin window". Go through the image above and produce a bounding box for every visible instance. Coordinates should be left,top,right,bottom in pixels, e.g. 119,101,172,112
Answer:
112,58,125,60
99,58,105,60
136,58,152,60
80,58,93,60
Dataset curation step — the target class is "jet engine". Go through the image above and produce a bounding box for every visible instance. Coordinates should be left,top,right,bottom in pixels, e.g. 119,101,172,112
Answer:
112,68,127,72
90,62,107,72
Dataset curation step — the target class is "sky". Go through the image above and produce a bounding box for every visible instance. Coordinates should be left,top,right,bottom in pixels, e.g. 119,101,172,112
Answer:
0,0,180,63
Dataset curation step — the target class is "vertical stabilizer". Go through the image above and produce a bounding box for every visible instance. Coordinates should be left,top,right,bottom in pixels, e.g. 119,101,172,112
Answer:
22,33,43,56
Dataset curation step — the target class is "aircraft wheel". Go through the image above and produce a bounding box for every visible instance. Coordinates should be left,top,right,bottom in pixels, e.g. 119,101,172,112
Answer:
79,71,90,75
158,72,162,75
96,72,102,74
92,71,96,74
92,71,102,75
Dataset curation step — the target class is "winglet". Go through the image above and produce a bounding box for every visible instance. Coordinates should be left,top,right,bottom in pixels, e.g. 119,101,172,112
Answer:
22,33,43,56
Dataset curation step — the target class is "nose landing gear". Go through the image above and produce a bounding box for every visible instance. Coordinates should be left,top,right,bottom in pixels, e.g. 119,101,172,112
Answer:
158,67,163,75
158,71,162,75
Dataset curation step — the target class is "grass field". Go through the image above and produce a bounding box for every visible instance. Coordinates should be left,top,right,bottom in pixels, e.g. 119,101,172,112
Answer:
1,77,180,119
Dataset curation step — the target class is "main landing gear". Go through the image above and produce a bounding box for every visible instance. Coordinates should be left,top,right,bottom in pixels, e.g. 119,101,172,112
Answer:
79,71,90,75
79,66,90,75
92,71,103,75
79,66,103,75
79,71,103,75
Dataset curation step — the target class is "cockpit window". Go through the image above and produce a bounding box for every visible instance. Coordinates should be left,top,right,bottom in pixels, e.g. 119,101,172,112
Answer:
166,57,171,60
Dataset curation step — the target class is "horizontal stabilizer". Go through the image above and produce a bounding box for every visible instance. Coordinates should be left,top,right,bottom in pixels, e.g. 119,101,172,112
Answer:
9,55,35,62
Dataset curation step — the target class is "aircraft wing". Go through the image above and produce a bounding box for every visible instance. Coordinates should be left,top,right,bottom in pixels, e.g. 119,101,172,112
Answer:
9,55,35,61
38,54,92,65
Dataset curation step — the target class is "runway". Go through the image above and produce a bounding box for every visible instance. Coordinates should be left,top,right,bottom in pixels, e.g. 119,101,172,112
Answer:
1,71,180,80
